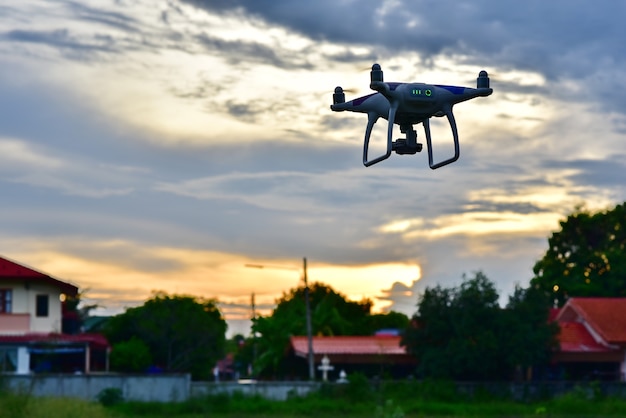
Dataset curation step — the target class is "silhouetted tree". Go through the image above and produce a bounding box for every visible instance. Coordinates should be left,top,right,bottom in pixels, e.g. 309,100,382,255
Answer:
367,311,410,333
62,289,99,334
252,282,371,377
531,203,626,306
109,336,152,372
403,271,556,381
251,282,407,377
502,284,558,380
104,292,227,380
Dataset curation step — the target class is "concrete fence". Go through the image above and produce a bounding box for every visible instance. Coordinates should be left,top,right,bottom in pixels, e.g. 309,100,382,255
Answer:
1,373,190,402
191,380,319,401
3,375,626,403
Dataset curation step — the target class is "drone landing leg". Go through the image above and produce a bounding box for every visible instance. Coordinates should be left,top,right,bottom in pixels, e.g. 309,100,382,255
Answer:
424,107,460,170
363,112,392,167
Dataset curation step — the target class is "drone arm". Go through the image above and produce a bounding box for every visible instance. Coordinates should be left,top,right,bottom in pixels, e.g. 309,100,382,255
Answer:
363,103,396,167
424,105,460,170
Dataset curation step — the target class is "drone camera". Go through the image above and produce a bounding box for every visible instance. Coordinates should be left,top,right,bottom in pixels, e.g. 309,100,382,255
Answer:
333,86,346,105
392,139,422,155
477,70,490,89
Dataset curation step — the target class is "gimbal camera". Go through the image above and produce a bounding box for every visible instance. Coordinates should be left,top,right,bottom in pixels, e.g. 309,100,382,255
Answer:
331,64,493,168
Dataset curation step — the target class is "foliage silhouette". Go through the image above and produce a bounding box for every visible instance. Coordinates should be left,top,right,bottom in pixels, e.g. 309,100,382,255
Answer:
251,282,408,377
104,292,227,380
403,271,556,381
531,203,626,306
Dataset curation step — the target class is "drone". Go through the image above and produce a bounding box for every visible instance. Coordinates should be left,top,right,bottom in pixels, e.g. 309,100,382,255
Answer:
330,64,493,168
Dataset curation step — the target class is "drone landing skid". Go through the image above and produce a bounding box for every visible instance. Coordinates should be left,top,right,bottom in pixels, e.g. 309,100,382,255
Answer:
363,110,460,169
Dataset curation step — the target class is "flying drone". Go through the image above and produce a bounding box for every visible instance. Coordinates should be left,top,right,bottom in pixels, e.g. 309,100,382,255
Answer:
330,64,493,168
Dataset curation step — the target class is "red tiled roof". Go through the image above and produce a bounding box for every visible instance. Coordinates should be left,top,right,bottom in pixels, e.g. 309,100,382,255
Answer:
557,321,613,353
0,256,78,295
559,298,626,345
0,332,109,349
291,335,406,357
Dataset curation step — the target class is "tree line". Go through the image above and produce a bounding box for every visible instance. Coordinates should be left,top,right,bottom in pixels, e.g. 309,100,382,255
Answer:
96,202,626,380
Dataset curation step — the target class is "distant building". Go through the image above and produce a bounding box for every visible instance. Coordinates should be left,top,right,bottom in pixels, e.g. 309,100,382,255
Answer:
287,298,626,382
552,297,626,381
289,335,416,380
0,256,109,374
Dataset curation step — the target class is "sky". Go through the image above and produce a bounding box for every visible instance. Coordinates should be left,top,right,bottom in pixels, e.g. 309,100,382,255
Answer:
1,1,625,336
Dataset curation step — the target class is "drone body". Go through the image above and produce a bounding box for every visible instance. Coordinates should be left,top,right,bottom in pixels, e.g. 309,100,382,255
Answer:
331,64,493,168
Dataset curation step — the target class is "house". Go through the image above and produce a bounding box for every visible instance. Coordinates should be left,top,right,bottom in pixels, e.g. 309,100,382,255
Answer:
552,297,626,381
0,256,109,374
289,335,416,380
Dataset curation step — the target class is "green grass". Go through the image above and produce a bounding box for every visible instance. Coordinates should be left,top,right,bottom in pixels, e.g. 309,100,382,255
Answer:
3,380,626,418
103,390,626,418
0,392,110,418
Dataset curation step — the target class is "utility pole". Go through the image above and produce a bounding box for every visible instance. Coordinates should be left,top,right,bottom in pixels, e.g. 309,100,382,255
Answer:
245,258,315,380
303,257,315,380
251,292,257,376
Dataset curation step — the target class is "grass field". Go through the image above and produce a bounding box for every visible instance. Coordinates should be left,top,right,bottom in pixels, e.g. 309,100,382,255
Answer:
2,379,626,418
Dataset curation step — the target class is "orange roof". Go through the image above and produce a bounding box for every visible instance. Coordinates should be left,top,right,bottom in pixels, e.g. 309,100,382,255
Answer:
558,298,626,345
290,335,406,357
557,321,613,353
0,256,78,295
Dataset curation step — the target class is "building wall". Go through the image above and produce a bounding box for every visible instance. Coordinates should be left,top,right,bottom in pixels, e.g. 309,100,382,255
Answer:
0,314,30,333
0,280,63,334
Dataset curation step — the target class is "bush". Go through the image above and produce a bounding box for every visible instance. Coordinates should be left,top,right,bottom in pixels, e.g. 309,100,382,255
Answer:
110,337,152,373
346,372,372,401
97,387,124,406
375,399,405,418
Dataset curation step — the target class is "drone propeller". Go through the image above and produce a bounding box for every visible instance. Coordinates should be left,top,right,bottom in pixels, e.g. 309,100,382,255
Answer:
477,70,489,89
332,86,346,104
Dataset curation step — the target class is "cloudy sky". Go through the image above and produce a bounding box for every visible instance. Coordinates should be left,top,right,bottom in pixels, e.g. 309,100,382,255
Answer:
1,1,625,336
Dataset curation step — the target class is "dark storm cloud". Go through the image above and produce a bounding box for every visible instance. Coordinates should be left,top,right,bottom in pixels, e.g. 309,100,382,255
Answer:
0,1,189,61
464,201,546,216
184,0,454,55
324,47,378,64
542,156,626,188
183,1,626,76
320,114,359,132
195,32,314,69
2,28,116,54
181,0,626,116
221,95,302,124
64,1,140,33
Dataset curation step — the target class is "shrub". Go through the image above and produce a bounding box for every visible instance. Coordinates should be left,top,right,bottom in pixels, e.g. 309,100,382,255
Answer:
97,387,124,406
346,372,372,402
110,337,152,373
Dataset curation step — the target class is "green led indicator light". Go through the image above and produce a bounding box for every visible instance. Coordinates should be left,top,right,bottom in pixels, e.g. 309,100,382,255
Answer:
412,89,433,96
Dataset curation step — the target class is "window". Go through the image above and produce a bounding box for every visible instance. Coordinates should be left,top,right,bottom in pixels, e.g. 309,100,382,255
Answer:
0,289,11,313
0,348,17,372
36,294,49,317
